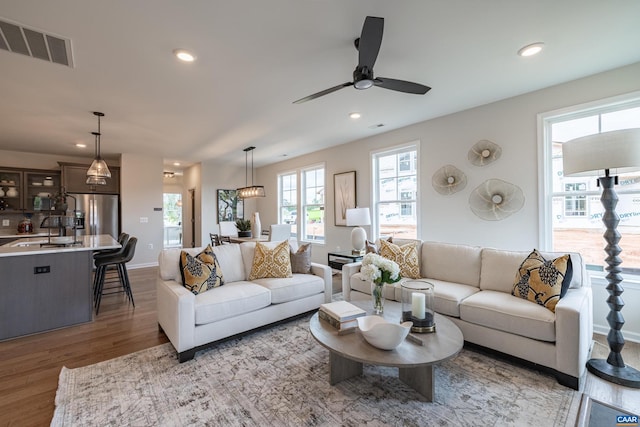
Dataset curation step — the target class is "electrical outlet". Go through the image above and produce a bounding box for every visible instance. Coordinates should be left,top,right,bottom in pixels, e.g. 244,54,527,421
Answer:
2,219,9,226
148,243,153,249
140,217,148,223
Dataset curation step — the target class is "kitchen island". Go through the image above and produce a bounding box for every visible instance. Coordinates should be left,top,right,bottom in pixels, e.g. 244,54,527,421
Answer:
0,234,119,340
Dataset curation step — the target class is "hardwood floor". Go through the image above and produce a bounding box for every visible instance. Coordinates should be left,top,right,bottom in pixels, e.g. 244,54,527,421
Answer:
0,267,168,426
1,268,639,425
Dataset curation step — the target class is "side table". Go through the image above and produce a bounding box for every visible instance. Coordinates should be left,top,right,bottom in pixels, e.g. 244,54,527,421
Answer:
327,250,363,270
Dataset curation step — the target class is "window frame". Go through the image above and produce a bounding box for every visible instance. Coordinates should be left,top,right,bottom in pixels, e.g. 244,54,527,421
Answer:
371,142,420,240
300,164,326,244
277,170,298,238
538,90,640,274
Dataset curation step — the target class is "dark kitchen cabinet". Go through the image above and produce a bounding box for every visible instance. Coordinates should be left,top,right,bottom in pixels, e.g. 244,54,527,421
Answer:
59,162,120,194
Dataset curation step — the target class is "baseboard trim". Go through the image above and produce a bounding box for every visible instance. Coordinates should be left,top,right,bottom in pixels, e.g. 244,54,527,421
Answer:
128,262,158,270
593,326,640,344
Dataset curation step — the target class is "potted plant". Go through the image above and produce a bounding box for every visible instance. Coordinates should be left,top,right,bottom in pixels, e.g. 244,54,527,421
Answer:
235,218,252,237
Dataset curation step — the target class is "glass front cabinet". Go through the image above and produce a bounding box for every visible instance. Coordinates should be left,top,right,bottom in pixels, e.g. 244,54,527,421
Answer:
0,169,22,211
0,168,61,213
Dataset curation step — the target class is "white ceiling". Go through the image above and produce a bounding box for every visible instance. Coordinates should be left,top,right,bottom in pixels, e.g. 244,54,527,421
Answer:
1,1,639,170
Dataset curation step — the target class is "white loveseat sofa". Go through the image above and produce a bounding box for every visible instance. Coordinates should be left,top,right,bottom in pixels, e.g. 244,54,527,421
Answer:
157,242,332,362
342,240,593,389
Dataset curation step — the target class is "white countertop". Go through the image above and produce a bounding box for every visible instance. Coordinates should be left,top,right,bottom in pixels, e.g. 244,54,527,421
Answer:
0,232,54,239
0,234,120,257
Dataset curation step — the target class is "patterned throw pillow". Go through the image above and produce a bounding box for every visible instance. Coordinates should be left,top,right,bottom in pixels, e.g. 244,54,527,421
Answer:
379,239,420,279
179,245,225,295
512,249,573,312
290,243,312,274
249,240,293,280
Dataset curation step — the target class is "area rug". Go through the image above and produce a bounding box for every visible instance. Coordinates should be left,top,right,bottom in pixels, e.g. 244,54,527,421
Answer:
52,315,580,426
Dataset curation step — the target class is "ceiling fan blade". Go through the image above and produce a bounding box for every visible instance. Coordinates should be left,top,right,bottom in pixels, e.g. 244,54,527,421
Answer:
358,16,384,69
292,82,352,104
374,77,431,95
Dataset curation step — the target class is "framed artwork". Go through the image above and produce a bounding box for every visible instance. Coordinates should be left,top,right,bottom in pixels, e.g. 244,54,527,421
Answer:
217,189,244,222
334,171,356,226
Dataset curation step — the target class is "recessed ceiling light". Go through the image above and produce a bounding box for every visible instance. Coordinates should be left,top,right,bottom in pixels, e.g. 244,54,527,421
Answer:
75,143,86,148
517,42,544,57
349,112,361,119
173,162,181,166
173,49,196,62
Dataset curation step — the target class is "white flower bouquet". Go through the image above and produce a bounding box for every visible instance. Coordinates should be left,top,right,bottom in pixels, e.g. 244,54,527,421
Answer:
360,253,401,314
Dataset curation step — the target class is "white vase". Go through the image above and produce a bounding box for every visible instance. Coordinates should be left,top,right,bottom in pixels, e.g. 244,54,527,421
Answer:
6,187,18,198
251,212,261,238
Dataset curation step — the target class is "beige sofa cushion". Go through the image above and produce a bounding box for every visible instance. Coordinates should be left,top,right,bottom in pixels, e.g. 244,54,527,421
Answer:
212,243,246,283
460,290,556,342
194,281,271,325
480,248,584,293
421,242,482,287
252,274,325,304
426,279,480,318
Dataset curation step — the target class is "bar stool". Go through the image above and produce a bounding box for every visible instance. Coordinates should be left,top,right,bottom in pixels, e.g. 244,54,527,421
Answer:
93,237,137,314
94,233,129,260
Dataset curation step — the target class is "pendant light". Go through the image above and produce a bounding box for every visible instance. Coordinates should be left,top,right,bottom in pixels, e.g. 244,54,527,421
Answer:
86,111,111,185
237,146,265,198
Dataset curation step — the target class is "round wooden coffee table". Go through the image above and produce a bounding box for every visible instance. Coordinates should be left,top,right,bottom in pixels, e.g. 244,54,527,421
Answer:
310,299,463,401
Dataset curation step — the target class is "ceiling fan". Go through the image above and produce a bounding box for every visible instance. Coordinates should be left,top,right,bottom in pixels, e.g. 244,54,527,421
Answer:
293,16,431,104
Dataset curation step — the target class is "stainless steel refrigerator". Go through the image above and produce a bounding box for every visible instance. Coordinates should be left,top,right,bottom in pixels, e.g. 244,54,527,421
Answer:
68,193,120,237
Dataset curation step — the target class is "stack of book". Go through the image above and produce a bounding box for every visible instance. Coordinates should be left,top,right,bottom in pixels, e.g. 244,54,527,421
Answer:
318,301,366,333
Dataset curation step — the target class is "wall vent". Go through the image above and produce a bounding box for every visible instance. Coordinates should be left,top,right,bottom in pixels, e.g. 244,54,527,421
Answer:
0,18,73,67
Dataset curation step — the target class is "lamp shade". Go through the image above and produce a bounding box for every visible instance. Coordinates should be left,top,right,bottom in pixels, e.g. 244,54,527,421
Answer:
562,128,640,177
346,207,371,226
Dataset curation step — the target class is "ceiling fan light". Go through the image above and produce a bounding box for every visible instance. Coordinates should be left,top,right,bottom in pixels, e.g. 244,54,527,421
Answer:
354,79,374,90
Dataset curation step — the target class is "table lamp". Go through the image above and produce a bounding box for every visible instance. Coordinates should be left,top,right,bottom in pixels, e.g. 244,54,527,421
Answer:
346,207,371,254
562,128,640,388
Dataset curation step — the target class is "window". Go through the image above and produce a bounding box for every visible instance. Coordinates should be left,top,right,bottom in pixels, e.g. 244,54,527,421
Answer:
372,144,418,239
163,193,182,248
278,172,297,237
563,183,587,217
541,93,640,272
302,165,325,242
277,165,325,243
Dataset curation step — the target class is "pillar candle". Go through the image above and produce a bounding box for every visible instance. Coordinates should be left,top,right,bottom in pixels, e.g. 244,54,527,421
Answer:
412,292,426,319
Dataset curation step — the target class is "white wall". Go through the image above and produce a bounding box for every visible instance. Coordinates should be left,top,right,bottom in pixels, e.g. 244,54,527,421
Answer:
257,62,640,261
256,62,640,340
163,174,183,194
182,163,201,248
200,159,254,246
120,153,164,267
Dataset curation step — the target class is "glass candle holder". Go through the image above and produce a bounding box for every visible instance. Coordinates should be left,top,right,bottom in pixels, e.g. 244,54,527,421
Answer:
401,280,436,333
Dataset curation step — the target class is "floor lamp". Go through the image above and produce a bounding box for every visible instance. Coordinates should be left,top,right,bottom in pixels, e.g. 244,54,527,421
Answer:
562,128,640,388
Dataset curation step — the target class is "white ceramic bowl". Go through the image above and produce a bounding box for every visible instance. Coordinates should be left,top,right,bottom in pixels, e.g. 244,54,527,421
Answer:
357,316,413,350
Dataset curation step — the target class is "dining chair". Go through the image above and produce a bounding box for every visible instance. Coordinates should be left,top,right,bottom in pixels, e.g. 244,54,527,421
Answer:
268,224,291,242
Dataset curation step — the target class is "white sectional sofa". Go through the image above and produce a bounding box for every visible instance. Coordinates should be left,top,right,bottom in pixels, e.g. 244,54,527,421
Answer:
342,240,593,389
157,242,332,362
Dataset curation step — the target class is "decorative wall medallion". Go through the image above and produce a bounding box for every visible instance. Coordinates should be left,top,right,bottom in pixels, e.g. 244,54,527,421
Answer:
432,165,467,195
469,178,524,221
468,139,502,166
